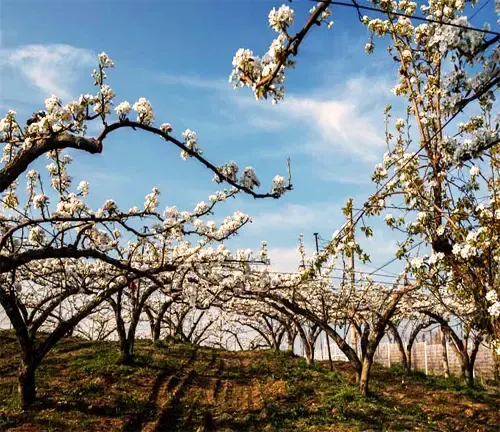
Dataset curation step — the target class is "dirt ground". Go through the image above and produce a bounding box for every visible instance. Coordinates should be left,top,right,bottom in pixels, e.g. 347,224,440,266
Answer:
1,331,499,431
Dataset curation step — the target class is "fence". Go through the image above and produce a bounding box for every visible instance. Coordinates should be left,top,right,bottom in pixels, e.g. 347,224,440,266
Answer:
372,341,496,381
308,333,496,381
2,307,497,380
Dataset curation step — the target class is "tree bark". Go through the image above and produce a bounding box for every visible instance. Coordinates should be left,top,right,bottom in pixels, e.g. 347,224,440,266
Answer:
388,321,408,371
119,337,134,365
151,300,174,342
463,362,474,387
286,330,296,353
18,357,37,408
440,327,450,378
407,346,412,373
358,356,374,396
493,350,500,381
298,331,313,365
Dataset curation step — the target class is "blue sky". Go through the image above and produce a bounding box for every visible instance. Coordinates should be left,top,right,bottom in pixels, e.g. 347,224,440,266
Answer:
0,0,496,275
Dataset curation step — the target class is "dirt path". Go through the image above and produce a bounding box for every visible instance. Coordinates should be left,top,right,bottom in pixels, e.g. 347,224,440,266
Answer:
126,350,267,432
187,352,266,431
122,348,198,432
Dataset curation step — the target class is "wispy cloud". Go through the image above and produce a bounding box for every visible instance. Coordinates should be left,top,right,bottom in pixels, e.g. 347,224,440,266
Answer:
247,115,285,130
1,44,94,100
266,246,309,272
152,72,228,92
283,97,383,162
250,202,343,234
233,74,394,163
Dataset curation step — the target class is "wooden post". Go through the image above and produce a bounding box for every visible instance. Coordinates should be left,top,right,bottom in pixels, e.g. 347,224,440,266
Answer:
387,342,391,367
424,341,428,375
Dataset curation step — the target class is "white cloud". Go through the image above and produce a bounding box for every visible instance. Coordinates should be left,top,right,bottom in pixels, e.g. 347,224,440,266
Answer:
251,203,337,233
152,72,228,91
229,74,395,163
247,115,285,130
1,44,94,100
282,97,383,162
149,68,393,166
267,246,309,272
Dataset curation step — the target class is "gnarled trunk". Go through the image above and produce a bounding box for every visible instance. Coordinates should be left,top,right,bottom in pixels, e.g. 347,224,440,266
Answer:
406,346,412,373
286,330,296,353
440,328,450,378
18,358,37,408
119,337,134,365
388,322,408,371
462,362,474,386
358,356,374,396
304,339,314,365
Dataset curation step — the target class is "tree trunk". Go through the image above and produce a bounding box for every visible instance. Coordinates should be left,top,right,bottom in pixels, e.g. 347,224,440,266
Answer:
153,321,161,343
287,331,295,353
302,337,313,365
440,328,450,378
358,356,374,396
463,362,474,387
388,322,408,371
493,350,500,382
119,337,134,365
18,360,36,408
144,307,156,341
309,340,315,363
118,307,140,364
406,346,412,373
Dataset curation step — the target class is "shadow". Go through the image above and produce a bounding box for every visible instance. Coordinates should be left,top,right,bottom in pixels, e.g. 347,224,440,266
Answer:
152,351,213,432
121,348,198,432
153,370,196,432
120,366,173,431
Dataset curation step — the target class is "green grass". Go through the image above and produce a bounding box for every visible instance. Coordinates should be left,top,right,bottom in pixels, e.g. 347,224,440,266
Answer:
0,330,499,431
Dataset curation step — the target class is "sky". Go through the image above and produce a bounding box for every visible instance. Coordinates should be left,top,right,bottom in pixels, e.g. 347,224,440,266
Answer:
0,0,497,280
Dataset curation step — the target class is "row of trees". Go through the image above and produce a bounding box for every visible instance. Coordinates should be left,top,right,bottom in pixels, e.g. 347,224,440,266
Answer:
1,0,499,408
229,0,500,367
0,51,291,406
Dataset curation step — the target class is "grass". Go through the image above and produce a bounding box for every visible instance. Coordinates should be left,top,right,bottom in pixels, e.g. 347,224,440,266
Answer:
0,330,499,431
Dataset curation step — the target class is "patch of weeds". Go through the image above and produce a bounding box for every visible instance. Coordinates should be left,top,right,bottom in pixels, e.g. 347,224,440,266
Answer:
194,360,211,374
309,361,327,373
295,358,313,371
426,375,464,391
68,349,119,373
400,402,427,419
114,392,144,415
325,369,346,383
276,349,296,359
326,385,360,404
130,352,153,367
0,381,16,404
67,380,105,398
235,412,261,425
388,364,409,377
153,339,170,350
321,385,374,421
410,369,429,381
247,360,268,377
265,400,309,428
461,384,490,402
286,381,315,400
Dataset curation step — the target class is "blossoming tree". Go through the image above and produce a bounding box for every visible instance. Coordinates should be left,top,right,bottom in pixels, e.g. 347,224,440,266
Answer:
0,52,291,407
230,0,500,355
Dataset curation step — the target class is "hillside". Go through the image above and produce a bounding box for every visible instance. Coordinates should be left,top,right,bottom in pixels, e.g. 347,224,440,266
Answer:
0,331,499,432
